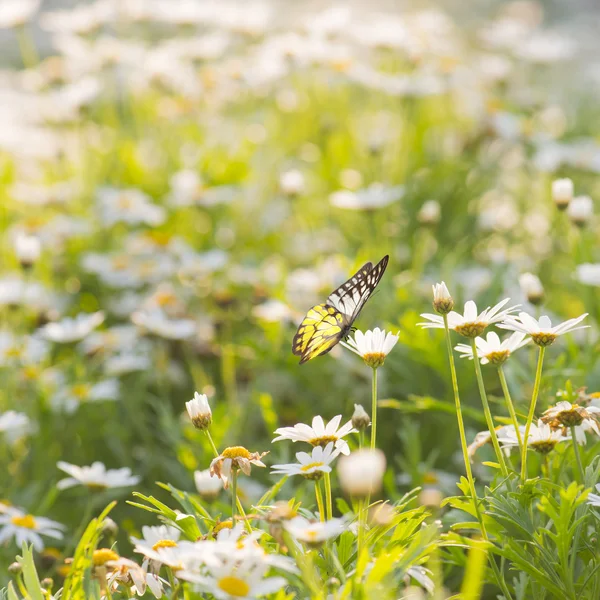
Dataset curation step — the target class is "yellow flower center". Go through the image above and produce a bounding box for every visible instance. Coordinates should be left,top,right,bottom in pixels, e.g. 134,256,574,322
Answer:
11,514,37,529
22,366,39,380
362,352,386,369
485,350,510,365
218,576,250,597
454,322,487,338
530,440,557,454
147,231,172,246
5,347,23,358
72,384,91,399
86,482,108,491
111,256,130,270
152,539,178,551
222,446,251,459
155,292,177,307
93,548,119,566
423,472,439,485
301,462,324,472
117,195,133,209
309,436,338,448
531,333,557,347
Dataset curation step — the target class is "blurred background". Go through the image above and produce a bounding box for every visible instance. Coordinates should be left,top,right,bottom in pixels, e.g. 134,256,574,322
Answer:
1,0,600,585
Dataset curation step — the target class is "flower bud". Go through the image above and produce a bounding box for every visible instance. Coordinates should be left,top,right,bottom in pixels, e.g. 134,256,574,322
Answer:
567,195,593,227
518,272,544,305
8,561,21,574
432,282,453,314
351,404,370,431
552,178,573,210
41,578,54,591
279,169,305,197
337,449,386,498
417,200,441,226
15,233,41,269
101,517,119,537
185,392,212,430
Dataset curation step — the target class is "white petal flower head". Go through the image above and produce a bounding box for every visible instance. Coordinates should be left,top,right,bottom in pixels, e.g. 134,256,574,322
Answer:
500,420,568,454
270,442,341,480
519,273,544,305
284,516,347,547
0,0,40,28
130,525,181,559
567,195,593,226
132,309,196,340
499,312,588,347
56,461,140,490
40,311,105,343
432,281,454,314
541,401,600,433
0,509,64,552
194,469,223,499
329,184,404,210
552,177,573,209
455,331,530,365
587,484,600,508
337,449,386,497
272,415,357,455
186,392,212,430
420,298,519,338
576,263,600,287
340,327,399,368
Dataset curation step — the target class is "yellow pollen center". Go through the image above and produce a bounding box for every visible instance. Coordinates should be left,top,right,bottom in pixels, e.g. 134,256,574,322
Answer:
486,350,510,365
423,472,439,485
155,292,177,307
152,539,178,551
218,576,250,597
93,548,119,566
5,347,23,358
111,256,130,270
454,322,487,338
86,482,108,491
118,195,133,209
301,462,324,472
71,384,90,399
306,529,319,540
11,514,37,529
222,446,251,459
309,436,338,448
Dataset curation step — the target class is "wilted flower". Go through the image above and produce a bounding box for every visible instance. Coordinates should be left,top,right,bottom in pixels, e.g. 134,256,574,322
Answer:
519,273,544,305
337,449,386,497
210,447,269,489
499,312,588,347
340,327,399,368
541,401,600,431
270,442,340,480
420,298,518,338
186,392,212,430
56,461,140,490
551,177,573,210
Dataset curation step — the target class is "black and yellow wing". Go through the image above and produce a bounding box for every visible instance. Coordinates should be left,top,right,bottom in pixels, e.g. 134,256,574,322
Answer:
292,304,348,364
292,255,389,364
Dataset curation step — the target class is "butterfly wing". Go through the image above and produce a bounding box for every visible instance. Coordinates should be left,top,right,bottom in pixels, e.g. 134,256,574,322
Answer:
292,304,348,364
327,255,389,322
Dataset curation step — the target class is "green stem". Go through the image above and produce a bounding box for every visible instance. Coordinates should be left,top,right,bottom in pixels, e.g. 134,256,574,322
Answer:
570,425,585,482
358,430,364,450
442,317,486,536
497,365,523,449
324,472,333,521
231,469,238,520
205,430,219,457
315,480,325,522
470,339,510,477
370,367,378,450
357,497,366,559
521,346,545,482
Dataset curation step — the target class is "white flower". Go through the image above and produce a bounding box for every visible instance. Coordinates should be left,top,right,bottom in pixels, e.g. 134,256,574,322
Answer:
186,392,212,430
251,300,293,323
210,447,269,489
132,309,196,340
180,558,287,599
567,195,593,226
351,404,370,430
420,298,519,338
194,469,223,499
0,411,32,444
104,352,151,376
270,442,341,480
0,0,40,28
455,331,530,365
499,420,568,453
14,233,41,267
131,525,181,558
499,312,588,347
417,200,441,225
272,415,356,455
50,379,120,414
57,461,140,490
97,187,166,227
329,183,404,210
284,516,346,546
0,276,54,311
279,169,305,196
166,169,204,207
587,484,600,508
337,449,386,497
431,281,454,314
519,273,544,304
552,177,573,209
0,331,49,366
40,312,105,343
541,401,600,433
576,263,600,287
340,328,399,368
0,508,64,551
468,425,524,461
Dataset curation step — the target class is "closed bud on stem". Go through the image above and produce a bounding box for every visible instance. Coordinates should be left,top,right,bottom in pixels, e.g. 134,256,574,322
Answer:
567,195,593,227
41,578,54,591
15,233,41,269
351,404,370,431
519,272,544,306
8,562,21,574
185,392,212,430
432,282,454,314
552,177,573,210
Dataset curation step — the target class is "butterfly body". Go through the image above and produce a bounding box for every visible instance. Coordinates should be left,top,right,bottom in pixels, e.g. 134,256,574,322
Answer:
292,255,389,364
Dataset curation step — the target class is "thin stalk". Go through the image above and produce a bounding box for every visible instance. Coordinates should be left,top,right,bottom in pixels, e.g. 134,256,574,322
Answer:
497,365,523,449
370,367,378,450
315,480,325,522
324,472,333,521
231,469,238,520
358,430,364,449
357,498,366,558
205,430,219,457
570,425,585,482
470,339,509,477
521,347,545,482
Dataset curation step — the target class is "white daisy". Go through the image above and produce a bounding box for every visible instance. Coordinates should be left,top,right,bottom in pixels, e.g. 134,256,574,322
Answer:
0,0,40,28
132,309,196,340
39,311,105,343
0,508,64,552
194,469,223,499
467,425,525,461
56,461,140,490
551,177,573,209
518,273,544,305
0,410,32,444
270,442,341,480
329,183,404,210
186,392,212,430
14,232,41,268
587,484,600,507
210,447,269,489
498,312,588,347
499,420,568,454
576,263,600,287
272,415,356,455
131,525,181,557
340,328,399,368
541,401,600,433
567,195,593,226
419,298,519,338
97,187,166,227
337,449,386,497
0,332,49,366
455,331,530,365
431,281,454,314
50,379,120,414
284,516,346,546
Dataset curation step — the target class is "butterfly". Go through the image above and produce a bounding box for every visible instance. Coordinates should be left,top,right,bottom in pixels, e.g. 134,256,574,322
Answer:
292,255,389,364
